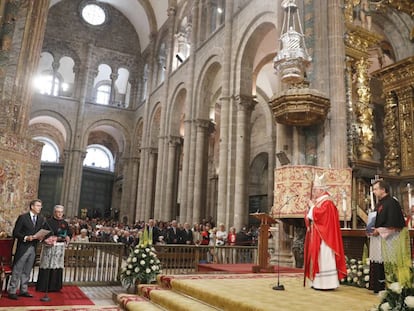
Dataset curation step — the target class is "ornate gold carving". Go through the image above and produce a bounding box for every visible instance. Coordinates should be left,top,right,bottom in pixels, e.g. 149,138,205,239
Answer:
372,57,414,92
398,88,414,171
269,88,330,126
373,57,414,175
345,23,383,59
355,57,374,160
383,93,401,175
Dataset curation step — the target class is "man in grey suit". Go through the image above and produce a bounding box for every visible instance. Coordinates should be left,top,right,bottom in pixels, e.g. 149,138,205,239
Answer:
7,199,44,300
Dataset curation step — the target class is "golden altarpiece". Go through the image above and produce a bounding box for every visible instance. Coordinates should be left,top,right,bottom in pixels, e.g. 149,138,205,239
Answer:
269,0,414,267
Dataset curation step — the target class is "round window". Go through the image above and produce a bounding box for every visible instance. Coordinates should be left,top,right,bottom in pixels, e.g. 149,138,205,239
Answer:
81,3,106,26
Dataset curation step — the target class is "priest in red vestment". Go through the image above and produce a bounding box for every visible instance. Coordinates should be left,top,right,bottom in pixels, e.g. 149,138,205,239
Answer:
304,173,347,290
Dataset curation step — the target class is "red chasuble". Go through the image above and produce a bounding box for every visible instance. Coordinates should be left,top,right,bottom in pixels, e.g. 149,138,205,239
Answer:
304,194,347,281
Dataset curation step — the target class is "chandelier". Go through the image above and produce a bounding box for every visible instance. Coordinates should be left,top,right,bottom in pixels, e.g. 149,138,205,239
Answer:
273,0,311,84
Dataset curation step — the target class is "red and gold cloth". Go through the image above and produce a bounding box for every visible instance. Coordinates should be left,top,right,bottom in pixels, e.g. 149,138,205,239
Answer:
272,165,352,219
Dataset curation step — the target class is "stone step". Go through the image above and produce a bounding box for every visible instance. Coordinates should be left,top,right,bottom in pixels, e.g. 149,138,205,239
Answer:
149,289,220,311
116,293,164,311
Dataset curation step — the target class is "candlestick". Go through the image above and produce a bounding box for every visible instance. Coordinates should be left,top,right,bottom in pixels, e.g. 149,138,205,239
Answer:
342,190,347,229
370,186,375,212
408,183,412,228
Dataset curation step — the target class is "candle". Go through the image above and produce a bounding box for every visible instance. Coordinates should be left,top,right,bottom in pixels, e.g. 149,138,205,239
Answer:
370,186,375,211
408,183,412,214
342,190,347,212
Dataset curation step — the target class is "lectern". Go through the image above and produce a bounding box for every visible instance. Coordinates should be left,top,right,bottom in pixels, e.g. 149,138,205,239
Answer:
250,213,275,273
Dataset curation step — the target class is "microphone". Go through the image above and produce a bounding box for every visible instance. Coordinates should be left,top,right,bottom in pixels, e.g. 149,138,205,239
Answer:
273,194,298,291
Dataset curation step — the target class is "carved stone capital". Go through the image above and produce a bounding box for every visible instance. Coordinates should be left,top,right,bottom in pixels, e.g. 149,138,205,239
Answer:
168,135,182,146
234,94,257,112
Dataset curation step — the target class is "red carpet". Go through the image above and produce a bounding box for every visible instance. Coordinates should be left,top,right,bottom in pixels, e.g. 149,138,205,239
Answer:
197,263,304,274
0,286,94,307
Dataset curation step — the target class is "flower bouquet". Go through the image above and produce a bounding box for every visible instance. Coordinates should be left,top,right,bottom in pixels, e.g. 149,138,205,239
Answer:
371,282,414,311
341,257,370,289
120,228,161,288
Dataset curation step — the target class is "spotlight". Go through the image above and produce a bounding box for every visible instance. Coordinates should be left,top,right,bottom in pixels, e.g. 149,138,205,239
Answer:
176,54,183,63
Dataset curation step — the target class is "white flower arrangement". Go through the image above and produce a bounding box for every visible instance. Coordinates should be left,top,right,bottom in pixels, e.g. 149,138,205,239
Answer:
120,229,162,287
340,257,370,289
371,282,414,311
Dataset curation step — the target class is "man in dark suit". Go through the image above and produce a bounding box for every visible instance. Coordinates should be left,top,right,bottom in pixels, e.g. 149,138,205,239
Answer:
7,199,44,300
179,222,194,245
166,220,180,244
146,219,160,245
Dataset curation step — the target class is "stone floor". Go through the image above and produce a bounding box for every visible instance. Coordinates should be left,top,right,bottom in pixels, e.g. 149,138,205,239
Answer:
79,285,125,306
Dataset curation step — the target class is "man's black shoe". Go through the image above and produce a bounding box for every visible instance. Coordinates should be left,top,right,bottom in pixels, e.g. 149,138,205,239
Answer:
18,292,34,298
8,293,19,300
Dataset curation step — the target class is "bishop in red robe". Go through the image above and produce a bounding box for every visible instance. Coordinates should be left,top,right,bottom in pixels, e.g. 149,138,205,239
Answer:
304,174,347,290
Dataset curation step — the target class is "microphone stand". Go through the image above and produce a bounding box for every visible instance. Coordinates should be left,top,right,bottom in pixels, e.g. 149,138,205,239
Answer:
40,219,54,302
273,195,298,291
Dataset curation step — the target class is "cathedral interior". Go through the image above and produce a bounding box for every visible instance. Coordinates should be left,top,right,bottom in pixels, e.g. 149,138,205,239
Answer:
0,0,413,244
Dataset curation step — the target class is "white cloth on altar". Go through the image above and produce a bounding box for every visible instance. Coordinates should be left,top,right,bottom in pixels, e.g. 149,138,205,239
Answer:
39,242,65,269
310,240,339,289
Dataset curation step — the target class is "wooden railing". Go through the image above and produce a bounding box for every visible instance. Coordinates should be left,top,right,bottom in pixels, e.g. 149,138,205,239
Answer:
34,242,124,286
31,243,258,285
154,245,258,274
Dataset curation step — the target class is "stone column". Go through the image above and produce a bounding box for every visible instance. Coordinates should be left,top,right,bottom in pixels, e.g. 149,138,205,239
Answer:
128,75,139,109
109,72,118,105
60,43,94,217
154,5,176,221
136,147,150,221
328,0,347,168
51,60,59,96
192,119,211,224
185,121,198,222
135,34,157,222
216,0,233,226
179,1,199,223
148,148,159,220
162,136,182,221
0,1,49,234
205,0,213,37
153,136,167,219
60,149,87,217
119,156,140,224
233,95,257,231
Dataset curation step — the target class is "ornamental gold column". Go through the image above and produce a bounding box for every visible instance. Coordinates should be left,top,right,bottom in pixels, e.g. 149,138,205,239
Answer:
344,1,382,165
373,57,414,176
0,1,49,234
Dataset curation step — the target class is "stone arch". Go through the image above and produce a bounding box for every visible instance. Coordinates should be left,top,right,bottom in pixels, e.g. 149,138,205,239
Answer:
167,84,186,137
194,55,222,120
233,14,278,96
29,110,72,148
83,119,131,157
28,114,71,163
